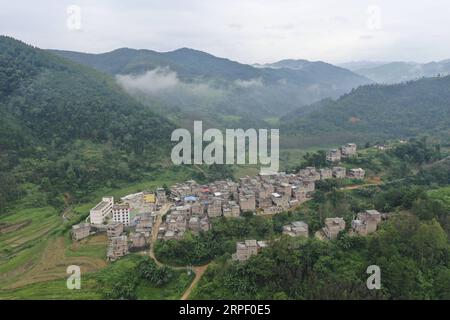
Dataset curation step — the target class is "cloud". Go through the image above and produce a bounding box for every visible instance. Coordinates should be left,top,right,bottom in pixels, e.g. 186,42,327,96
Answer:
115,68,226,109
234,78,263,88
3,0,450,64
116,67,179,94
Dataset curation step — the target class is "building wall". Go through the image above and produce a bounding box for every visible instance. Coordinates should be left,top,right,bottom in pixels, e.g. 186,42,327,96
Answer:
90,196,114,225
112,208,130,226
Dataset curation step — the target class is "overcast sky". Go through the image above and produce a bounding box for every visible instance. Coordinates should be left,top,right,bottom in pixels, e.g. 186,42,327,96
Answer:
1,0,450,64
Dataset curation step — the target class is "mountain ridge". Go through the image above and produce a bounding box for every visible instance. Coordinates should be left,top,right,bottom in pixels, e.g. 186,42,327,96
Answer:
281,75,450,147
0,36,175,207
50,47,372,129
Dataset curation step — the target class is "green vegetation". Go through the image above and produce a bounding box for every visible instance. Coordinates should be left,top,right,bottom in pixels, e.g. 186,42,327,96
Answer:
0,255,193,300
351,60,450,84
190,140,450,299
282,76,450,147
154,214,275,266
2,35,450,300
0,36,177,213
192,214,450,299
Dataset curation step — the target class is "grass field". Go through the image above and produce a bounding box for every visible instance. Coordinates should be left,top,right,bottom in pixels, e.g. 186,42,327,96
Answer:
0,254,193,300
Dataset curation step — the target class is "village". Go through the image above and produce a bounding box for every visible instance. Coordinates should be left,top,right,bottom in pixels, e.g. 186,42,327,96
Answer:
71,143,381,262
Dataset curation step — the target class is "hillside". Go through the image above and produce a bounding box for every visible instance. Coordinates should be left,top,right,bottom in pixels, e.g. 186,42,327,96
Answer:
51,48,371,129
258,59,368,84
281,76,450,147
0,36,175,210
350,60,450,84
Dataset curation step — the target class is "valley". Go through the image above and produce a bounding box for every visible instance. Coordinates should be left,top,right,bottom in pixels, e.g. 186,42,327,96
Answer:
1,35,450,301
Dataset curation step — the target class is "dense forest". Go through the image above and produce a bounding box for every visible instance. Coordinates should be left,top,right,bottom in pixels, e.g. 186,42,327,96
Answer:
281,76,450,148
0,36,175,211
191,214,450,299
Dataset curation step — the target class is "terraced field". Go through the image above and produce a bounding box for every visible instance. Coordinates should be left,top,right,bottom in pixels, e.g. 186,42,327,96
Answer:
0,170,195,299
0,207,62,288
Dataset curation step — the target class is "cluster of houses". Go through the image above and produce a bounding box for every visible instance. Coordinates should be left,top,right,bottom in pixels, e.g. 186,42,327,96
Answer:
71,191,160,261
232,209,385,262
159,145,365,239
71,142,370,262
232,240,268,262
158,204,211,240
157,167,323,241
326,143,357,163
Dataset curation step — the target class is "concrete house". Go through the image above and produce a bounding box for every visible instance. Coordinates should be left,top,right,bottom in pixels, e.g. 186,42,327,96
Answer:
282,221,309,238
107,235,129,261
156,188,167,204
107,222,124,239
319,168,333,180
356,210,381,234
188,216,201,234
112,203,131,226
326,149,341,163
135,213,153,237
348,168,365,180
351,219,368,236
223,201,240,217
299,179,315,193
239,192,256,212
207,200,222,217
71,223,91,241
341,143,357,157
232,240,258,261
332,167,347,179
292,187,307,202
130,232,147,249
323,217,346,240
351,210,381,236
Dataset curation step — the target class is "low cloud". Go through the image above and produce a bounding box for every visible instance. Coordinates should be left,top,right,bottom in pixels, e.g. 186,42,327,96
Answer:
116,67,179,94
234,78,263,88
116,68,227,111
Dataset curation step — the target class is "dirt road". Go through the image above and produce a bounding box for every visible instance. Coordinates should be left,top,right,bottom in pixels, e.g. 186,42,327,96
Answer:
149,203,171,267
148,203,209,299
181,264,209,300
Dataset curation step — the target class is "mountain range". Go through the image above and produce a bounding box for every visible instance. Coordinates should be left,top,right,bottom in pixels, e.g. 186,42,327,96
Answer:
341,60,450,84
3,35,450,208
281,75,450,147
50,48,372,128
0,36,175,208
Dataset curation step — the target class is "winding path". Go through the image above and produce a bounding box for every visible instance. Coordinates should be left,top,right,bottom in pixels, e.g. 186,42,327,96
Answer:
148,203,210,300
180,264,209,300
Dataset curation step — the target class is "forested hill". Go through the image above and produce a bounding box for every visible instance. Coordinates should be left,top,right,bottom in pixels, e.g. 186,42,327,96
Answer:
352,61,450,84
50,48,371,129
0,36,175,209
281,76,450,147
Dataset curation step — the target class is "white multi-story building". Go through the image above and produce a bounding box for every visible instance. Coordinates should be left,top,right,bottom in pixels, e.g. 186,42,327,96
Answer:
90,196,114,225
112,203,131,226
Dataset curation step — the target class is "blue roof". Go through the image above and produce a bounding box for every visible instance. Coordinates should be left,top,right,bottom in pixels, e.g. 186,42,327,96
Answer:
184,196,198,202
